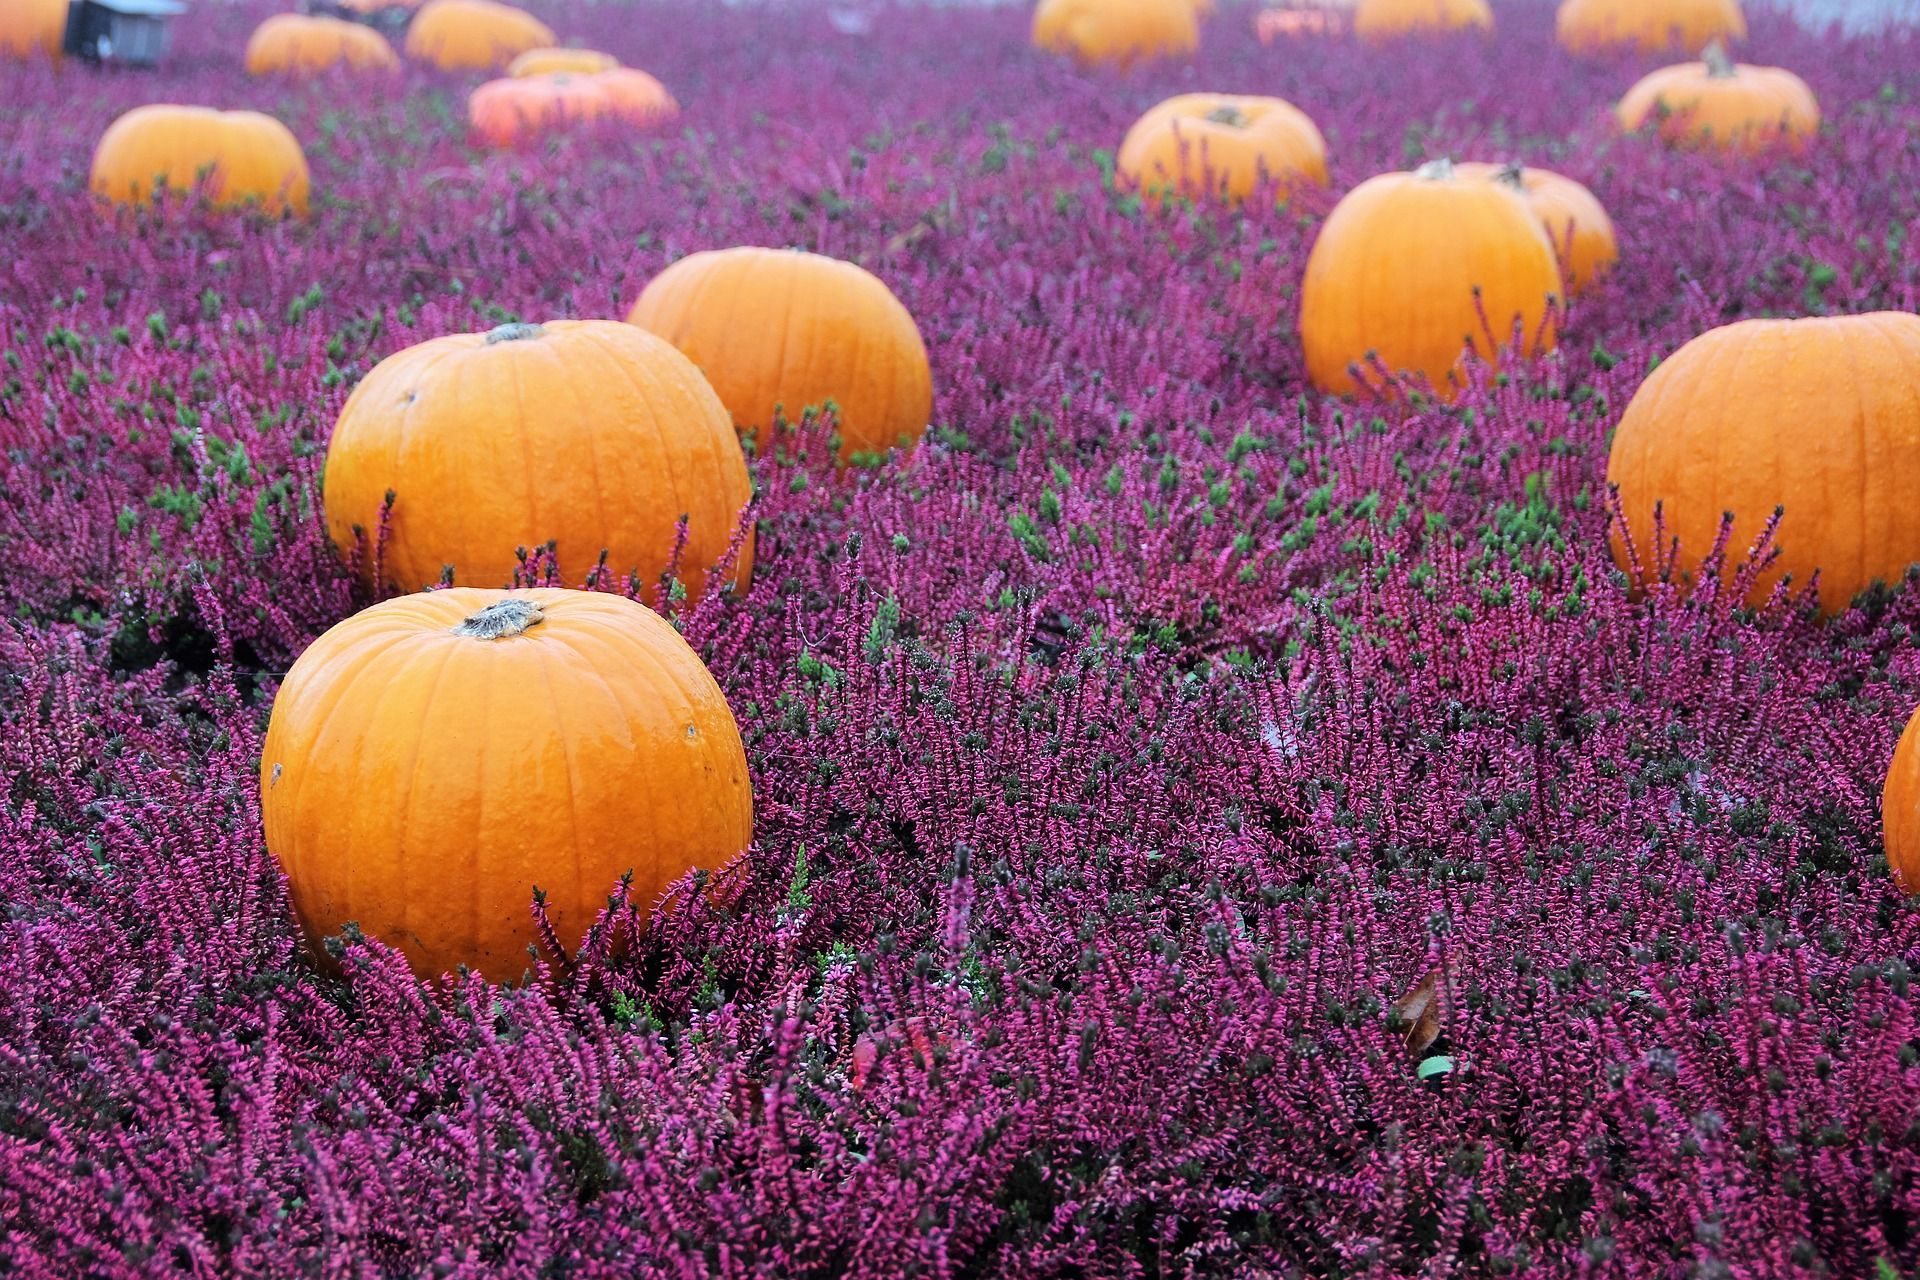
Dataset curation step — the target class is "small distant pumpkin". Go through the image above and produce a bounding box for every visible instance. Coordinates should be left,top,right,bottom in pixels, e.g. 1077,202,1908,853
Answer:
0,0,66,62
1299,158,1562,398
1617,40,1818,153
627,247,933,463
1556,0,1745,54
322,320,752,596
1352,0,1491,41
261,588,755,984
405,0,555,71
245,14,399,76
1255,6,1345,40
1117,94,1329,207
90,106,311,217
1453,161,1617,294
508,46,619,77
1031,0,1199,69
1889,709,1920,895
1606,312,1920,614
468,69,679,146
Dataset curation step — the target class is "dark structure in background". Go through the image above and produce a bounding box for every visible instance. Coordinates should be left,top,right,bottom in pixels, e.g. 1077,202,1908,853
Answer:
62,0,187,66
303,1,415,36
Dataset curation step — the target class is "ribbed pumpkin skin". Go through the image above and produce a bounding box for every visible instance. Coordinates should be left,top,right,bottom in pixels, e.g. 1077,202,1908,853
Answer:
405,0,556,71
1556,0,1745,54
322,320,753,596
1299,164,1562,398
1031,0,1199,70
245,15,399,76
1889,710,1920,895
90,106,311,217
261,588,754,983
0,0,66,62
1352,0,1492,41
627,248,933,463
1453,162,1617,295
1607,313,1920,614
1618,57,1819,153
1117,94,1329,207
469,74,614,144
509,47,619,77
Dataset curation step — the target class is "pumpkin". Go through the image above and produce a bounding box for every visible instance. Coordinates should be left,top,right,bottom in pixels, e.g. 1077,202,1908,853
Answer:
469,69,679,146
1299,158,1562,398
0,0,66,62
1117,94,1329,207
245,14,399,76
627,247,933,463
1606,312,1920,614
404,0,556,71
1889,708,1920,895
1556,0,1745,54
1617,40,1818,153
322,320,753,596
1031,0,1199,70
1453,161,1617,294
1255,7,1344,40
90,106,311,217
1352,0,1492,41
588,68,680,124
261,588,754,983
508,46,619,77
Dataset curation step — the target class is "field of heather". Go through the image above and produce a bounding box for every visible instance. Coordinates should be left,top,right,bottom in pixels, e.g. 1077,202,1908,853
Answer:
3,0,1920,1274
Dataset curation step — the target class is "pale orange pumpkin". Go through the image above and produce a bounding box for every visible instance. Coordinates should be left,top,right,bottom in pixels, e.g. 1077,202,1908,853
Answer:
1352,0,1491,40
1117,94,1329,207
1607,312,1920,615
405,0,556,72
1299,158,1562,398
90,106,311,217
468,69,679,146
1453,161,1617,294
261,588,754,983
245,14,399,77
1889,708,1920,895
587,68,680,124
1031,0,1199,69
508,46,619,77
627,247,933,463
322,320,753,596
1617,41,1818,153
0,0,66,62
1556,0,1745,54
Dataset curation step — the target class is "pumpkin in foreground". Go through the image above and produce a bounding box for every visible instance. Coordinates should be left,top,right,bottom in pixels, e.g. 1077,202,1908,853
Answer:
0,0,66,62
261,589,754,983
1117,94,1329,207
627,247,933,463
1030,0,1198,69
468,68,678,146
1606,312,1920,614
1890,709,1920,895
1352,0,1492,41
1299,158,1562,399
1617,40,1818,153
405,0,556,71
322,320,752,596
509,46,619,77
245,14,399,77
90,106,311,217
1453,161,1617,294
1556,0,1745,54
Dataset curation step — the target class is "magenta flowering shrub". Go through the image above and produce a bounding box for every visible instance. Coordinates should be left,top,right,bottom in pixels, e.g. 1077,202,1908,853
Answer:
4,0,1920,1274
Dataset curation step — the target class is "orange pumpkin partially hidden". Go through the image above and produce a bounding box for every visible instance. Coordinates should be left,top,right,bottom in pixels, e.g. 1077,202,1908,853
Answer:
1031,0,1199,69
1617,40,1819,153
90,106,311,217
468,70,680,146
245,14,399,76
322,320,753,596
405,0,556,71
1606,312,1920,615
1454,161,1617,295
509,46,619,77
1889,709,1920,895
1352,0,1492,41
261,588,755,983
1556,0,1745,54
0,0,66,62
1117,94,1329,207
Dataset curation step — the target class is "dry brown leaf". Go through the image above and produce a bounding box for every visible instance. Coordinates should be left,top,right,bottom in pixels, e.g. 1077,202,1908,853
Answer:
1389,957,1461,1056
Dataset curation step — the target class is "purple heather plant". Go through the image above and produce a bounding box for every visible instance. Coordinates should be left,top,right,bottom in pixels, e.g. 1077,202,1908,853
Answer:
3,0,1920,1275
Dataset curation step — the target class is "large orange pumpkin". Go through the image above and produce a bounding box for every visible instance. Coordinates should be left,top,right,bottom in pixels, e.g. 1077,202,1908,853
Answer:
1117,94,1329,207
1031,0,1200,69
261,588,754,983
1454,161,1617,295
508,46,619,77
245,14,399,76
322,320,753,596
469,69,679,146
1299,158,1562,398
627,248,933,463
1607,312,1920,614
0,0,65,62
1889,708,1920,895
1556,0,1745,54
405,0,556,71
1617,41,1818,153
90,106,311,217
1352,0,1491,40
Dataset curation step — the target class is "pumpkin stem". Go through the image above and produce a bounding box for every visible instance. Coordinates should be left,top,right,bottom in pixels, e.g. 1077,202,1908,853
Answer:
1701,38,1735,77
453,597,546,639
1203,104,1251,127
1495,161,1526,188
485,322,547,345
1414,156,1456,181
